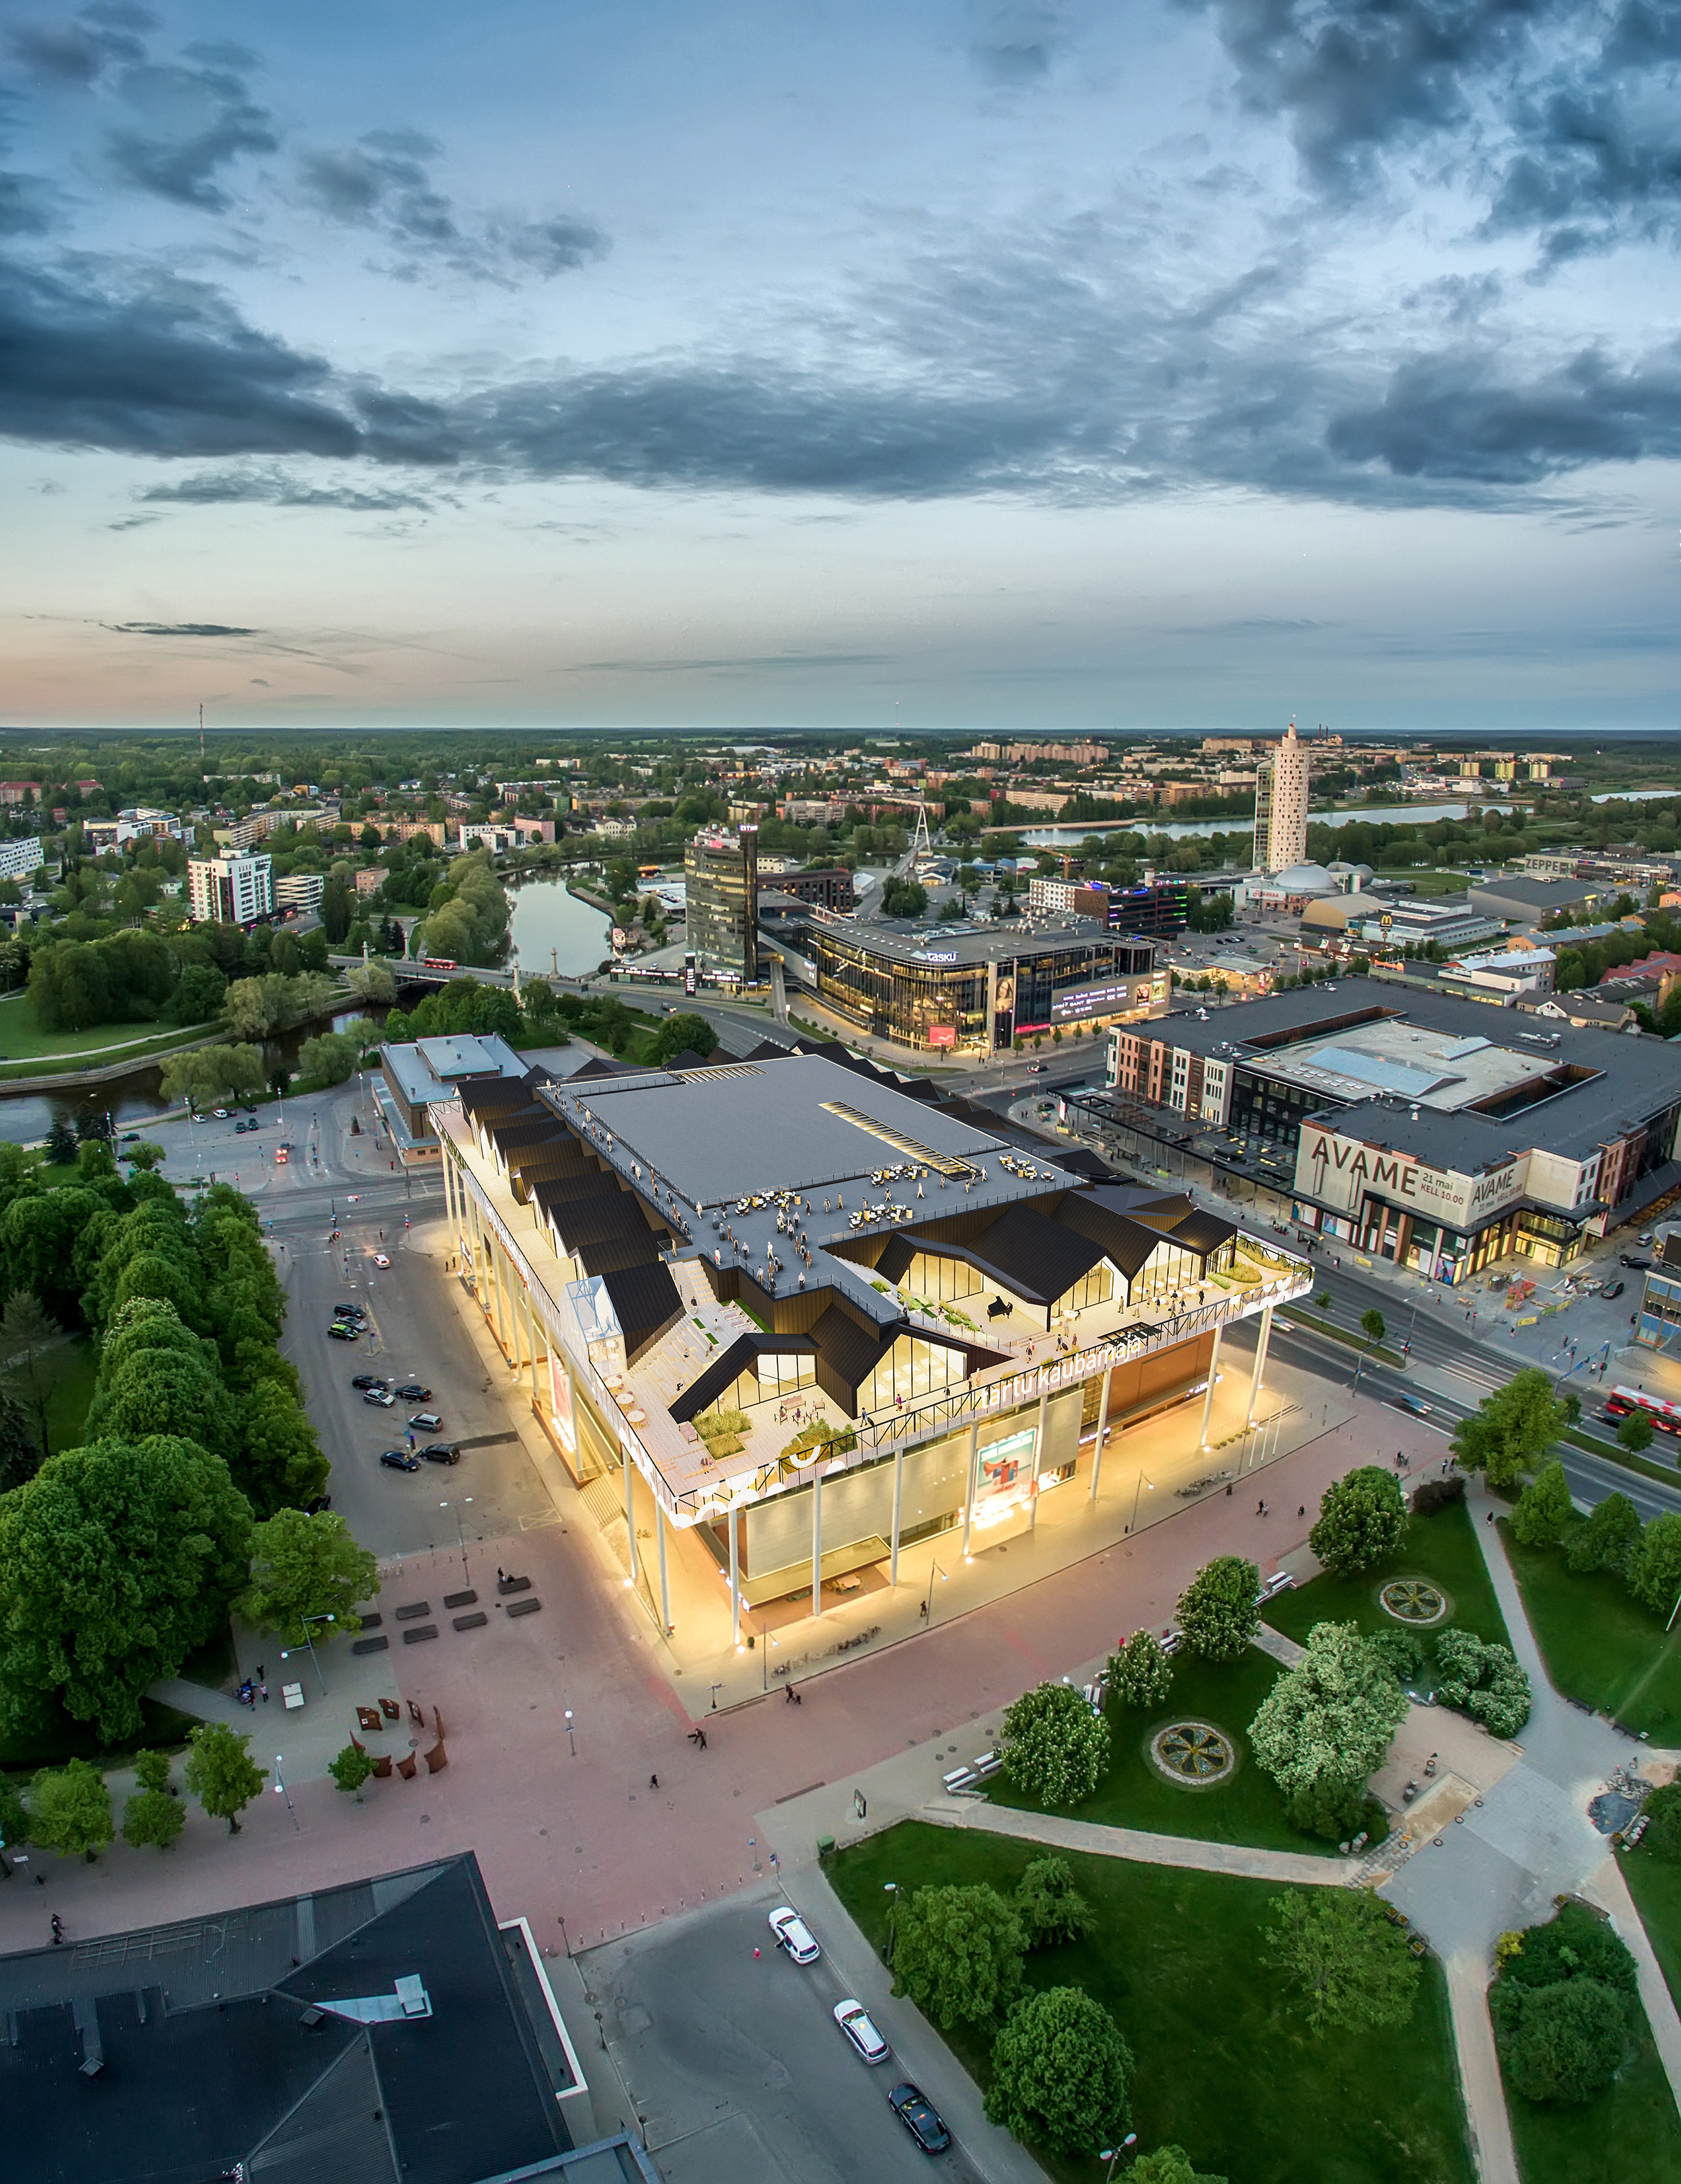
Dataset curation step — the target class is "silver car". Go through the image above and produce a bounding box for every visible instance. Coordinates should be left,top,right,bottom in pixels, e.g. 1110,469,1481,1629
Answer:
768,1906,820,1964
834,2000,889,2064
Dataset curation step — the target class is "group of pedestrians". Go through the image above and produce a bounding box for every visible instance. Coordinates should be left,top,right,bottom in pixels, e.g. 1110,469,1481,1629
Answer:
237,1665,269,1709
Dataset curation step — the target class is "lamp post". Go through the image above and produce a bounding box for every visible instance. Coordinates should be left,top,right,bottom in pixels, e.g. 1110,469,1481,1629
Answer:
923,1559,947,1628
1098,2137,1138,2181
281,1612,336,1695
440,1498,474,1586
883,1880,900,1967
564,1707,576,1755
273,1754,300,1833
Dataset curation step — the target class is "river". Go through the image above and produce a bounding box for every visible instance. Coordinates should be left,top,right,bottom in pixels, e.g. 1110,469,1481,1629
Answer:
508,878,614,977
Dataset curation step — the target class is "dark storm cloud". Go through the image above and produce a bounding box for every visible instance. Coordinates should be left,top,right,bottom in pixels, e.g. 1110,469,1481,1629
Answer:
104,45,277,209
297,130,607,283
139,466,434,510
6,5,153,85
108,620,258,635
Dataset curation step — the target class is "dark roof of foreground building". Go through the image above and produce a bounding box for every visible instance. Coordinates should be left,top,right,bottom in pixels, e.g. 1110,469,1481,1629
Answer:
0,1854,576,2184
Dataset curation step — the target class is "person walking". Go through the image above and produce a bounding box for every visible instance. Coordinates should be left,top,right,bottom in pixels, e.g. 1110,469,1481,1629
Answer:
649,1774,658,1789
50,1914,63,1945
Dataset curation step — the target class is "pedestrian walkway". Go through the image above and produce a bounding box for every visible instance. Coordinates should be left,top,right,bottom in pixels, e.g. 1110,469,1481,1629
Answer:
953,1799,1355,1887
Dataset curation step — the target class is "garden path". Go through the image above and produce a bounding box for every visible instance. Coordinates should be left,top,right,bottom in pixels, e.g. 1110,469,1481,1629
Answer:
950,1800,1355,1887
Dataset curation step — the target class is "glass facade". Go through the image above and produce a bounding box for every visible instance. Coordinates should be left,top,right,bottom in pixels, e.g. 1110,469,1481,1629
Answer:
686,828,759,979
812,929,1154,1053
861,1334,967,1413
901,1250,987,1301
703,1350,816,1415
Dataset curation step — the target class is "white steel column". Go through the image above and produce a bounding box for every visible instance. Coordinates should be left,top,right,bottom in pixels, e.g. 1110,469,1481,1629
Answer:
522,1288,540,1406
961,1421,980,1555
889,1439,906,1584
1199,1324,1224,1448
729,1508,741,1646
810,1468,823,1619
656,1499,670,1634
1028,1382,1049,1533
1088,1368,1112,1500
442,1148,459,1257
623,1442,639,1586
1247,1305,1273,1426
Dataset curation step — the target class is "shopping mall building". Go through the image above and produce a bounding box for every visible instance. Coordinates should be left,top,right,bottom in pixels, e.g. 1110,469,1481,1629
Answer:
1072,983,1681,1277
422,1037,1309,1638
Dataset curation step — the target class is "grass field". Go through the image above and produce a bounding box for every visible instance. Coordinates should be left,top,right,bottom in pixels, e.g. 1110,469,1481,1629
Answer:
1265,1497,1513,1653
1502,1532,1681,1734
829,1822,1474,2184
1624,1849,1681,2016
0,1006,214,1080
988,1644,1366,1855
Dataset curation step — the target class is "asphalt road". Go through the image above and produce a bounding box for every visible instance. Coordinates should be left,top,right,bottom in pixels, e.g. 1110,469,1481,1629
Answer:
589,1898,978,2184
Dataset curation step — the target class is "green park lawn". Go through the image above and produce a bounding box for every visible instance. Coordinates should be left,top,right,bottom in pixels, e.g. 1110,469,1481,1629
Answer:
0,994,195,1062
1498,1975,1681,2184
1623,1849,1681,2017
988,1644,1362,1855
1501,1532,1681,1736
830,1822,1474,2184
1265,1497,1512,1654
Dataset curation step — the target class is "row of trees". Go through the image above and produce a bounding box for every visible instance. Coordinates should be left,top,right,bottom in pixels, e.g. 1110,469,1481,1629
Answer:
0,1167,371,1749
1510,1458,1681,1620
26,922,334,1033
1,1725,272,1861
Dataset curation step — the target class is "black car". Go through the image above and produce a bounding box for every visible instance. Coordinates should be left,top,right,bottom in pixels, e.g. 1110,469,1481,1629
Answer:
888,2084,951,2155
328,1324,359,1340
420,1442,461,1465
1602,1279,1626,1300
393,1383,432,1402
336,1303,368,1322
1621,1253,1652,1270
350,1373,389,1391
379,1449,421,1472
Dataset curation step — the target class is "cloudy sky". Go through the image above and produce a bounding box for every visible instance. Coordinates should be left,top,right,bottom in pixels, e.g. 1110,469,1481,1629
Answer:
3,0,1679,733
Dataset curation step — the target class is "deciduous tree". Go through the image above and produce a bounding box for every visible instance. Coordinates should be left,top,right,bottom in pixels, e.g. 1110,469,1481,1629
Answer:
121,1787,185,1850
28,1758,113,1861
1130,2147,1228,2184
1248,1622,1407,1833
0,1435,253,1743
329,1743,376,1799
1565,1490,1641,1576
239,1508,379,1644
1014,1856,1091,1949
1510,1460,1576,1549
1265,1888,1419,2033
890,1882,1024,2027
985,1986,1132,2157
1450,1369,1567,1490
1108,1629,1173,1711
1433,1627,1532,1737
1309,1467,1407,1576
1176,1555,1260,1662
183,1722,267,1834
1001,1681,1111,1807
1627,1512,1681,1619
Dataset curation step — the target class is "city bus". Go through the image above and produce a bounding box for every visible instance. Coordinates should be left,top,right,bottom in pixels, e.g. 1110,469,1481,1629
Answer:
1603,1386,1681,1438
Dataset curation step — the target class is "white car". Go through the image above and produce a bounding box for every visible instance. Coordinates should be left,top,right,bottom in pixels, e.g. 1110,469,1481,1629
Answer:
769,1906,820,1964
373,1252,391,1268
834,2000,889,2064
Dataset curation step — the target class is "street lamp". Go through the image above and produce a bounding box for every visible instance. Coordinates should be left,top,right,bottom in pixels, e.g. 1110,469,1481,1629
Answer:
440,1498,474,1585
923,1559,948,1627
883,1880,900,1966
1098,2136,1139,2180
564,1707,576,1755
280,1612,336,1695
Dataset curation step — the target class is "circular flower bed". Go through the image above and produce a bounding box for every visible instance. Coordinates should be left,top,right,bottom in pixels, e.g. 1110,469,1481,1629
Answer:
1379,1577,1450,1627
1149,1720,1237,1787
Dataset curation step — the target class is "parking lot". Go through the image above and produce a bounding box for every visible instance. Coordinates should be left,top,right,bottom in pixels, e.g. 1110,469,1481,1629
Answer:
282,1208,561,1564
586,1896,980,2184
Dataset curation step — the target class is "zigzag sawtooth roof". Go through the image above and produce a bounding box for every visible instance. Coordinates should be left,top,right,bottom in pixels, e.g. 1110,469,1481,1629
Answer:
937,1201,1107,1305
576,1231,662,1279
457,1076,539,1119
669,1329,820,1423
547,1193,659,1253
596,1260,684,1363
487,1117,568,1158
531,1168,622,1218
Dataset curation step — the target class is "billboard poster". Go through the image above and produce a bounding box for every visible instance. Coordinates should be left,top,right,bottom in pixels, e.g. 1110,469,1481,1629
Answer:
971,1426,1037,1531
928,1024,956,1047
685,951,697,996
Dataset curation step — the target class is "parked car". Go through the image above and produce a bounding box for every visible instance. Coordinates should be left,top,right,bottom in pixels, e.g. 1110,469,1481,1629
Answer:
212,1107,229,1119
362,1387,396,1407
888,2083,951,2154
1621,1253,1652,1269
768,1906,820,1964
335,1307,368,1326
393,1383,432,1402
1602,1279,1626,1299
409,1410,442,1430
350,1374,389,1391
328,1324,359,1340
420,1442,461,1465
373,1252,391,1268
834,2000,889,2064
379,1449,421,1472
120,1131,139,1143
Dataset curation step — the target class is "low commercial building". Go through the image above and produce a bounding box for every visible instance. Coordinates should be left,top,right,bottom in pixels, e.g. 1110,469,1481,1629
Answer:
1026,877,1189,934
1360,897,1504,953
0,1852,598,2184
806,917,1166,1053
1085,983,1681,1274
1469,875,1605,928
377,1030,529,1158
187,850,273,926
431,1039,1308,1640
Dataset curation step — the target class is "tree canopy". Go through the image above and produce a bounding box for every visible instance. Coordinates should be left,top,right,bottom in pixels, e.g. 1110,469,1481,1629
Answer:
984,1986,1134,2157
1509,1459,1576,1549
0,1435,253,1744
891,1882,1025,2027
1248,1621,1408,1834
1001,1681,1111,1808
1450,1369,1567,1490
239,1508,379,1644
1108,1630,1173,1712
28,1758,114,1860
1176,1555,1260,1662
184,1722,268,1833
1265,1888,1419,2033
1014,1856,1091,1950
1309,1467,1407,1576
1627,1512,1681,1618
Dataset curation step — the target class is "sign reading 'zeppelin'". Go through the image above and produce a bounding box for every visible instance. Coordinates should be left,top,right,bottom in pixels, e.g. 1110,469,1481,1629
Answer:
1294,1120,1524,1230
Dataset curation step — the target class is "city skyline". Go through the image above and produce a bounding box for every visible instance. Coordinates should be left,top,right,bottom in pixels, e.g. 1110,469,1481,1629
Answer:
3,2,1679,732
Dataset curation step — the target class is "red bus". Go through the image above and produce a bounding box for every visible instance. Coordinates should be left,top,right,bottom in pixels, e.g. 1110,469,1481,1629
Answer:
1604,1386,1681,1437
422,957,458,970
